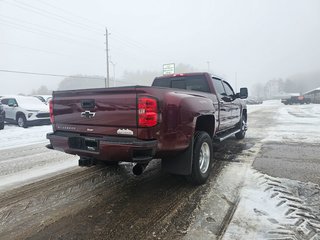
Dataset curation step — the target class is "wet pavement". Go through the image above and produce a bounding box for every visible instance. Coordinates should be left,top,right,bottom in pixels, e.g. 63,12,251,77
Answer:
0,102,319,240
253,143,320,185
0,135,255,240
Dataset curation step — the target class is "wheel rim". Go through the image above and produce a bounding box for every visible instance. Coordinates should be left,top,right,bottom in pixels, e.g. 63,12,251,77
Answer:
199,142,210,174
18,117,24,127
241,116,247,131
242,119,246,131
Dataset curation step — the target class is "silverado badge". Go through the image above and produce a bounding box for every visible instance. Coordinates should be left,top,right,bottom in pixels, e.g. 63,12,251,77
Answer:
81,110,96,119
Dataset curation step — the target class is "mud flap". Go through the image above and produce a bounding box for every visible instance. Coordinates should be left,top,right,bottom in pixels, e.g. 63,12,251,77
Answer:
161,138,193,175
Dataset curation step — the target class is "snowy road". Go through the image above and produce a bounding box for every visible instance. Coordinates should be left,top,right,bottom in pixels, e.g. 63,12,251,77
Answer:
0,124,78,193
0,101,319,240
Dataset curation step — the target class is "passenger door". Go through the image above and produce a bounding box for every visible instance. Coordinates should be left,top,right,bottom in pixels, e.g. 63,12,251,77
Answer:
212,78,234,131
222,81,241,126
1,98,17,120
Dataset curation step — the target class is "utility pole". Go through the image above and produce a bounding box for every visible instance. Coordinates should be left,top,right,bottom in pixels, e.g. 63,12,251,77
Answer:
235,72,238,91
110,60,116,87
105,27,110,88
206,61,210,72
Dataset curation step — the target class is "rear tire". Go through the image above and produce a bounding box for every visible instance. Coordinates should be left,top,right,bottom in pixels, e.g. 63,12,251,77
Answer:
187,131,213,185
17,114,28,128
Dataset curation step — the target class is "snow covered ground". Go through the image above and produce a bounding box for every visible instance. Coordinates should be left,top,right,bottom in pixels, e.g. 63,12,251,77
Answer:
223,168,320,239
247,99,281,114
223,101,320,239
0,124,51,150
265,103,320,144
248,100,320,144
0,124,78,192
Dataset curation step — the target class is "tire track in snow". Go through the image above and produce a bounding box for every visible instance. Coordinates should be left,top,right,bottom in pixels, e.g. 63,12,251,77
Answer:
257,172,320,240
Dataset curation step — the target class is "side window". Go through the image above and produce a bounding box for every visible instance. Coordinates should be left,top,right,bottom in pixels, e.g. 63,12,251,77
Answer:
8,99,17,106
212,78,226,96
1,99,8,105
223,82,235,96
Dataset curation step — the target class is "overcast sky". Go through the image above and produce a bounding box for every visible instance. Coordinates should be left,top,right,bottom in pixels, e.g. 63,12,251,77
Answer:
1,0,320,94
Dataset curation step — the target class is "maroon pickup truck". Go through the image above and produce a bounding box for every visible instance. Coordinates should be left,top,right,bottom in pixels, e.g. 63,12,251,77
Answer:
47,72,248,184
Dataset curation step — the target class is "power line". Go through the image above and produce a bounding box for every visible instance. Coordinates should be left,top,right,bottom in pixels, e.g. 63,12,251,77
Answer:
4,0,166,59
3,0,102,34
0,19,103,50
33,0,157,53
34,0,105,30
1,0,169,74
0,14,101,43
0,69,135,85
0,42,77,57
0,69,104,79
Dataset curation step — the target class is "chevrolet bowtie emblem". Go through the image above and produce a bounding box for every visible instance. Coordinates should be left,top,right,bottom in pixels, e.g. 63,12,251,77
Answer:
81,110,96,119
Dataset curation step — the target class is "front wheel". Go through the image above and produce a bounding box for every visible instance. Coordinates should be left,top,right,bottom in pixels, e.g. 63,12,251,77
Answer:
235,113,247,140
17,114,28,128
187,131,213,185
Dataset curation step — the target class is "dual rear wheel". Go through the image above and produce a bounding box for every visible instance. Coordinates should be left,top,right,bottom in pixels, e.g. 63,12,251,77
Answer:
188,131,213,185
189,113,247,184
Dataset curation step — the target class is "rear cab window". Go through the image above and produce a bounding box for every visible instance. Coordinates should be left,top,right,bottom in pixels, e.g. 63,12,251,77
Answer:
153,75,210,93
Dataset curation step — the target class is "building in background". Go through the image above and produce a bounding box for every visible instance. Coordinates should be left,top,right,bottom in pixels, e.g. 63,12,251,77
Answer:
304,87,320,104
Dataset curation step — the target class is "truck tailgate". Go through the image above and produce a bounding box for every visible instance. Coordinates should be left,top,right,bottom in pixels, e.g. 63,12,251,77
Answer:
53,87,138,136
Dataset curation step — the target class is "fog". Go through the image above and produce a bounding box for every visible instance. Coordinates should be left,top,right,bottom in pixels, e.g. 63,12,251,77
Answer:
1,0,320,95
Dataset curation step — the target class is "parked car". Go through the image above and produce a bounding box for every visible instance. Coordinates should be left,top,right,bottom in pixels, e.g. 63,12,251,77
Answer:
246,97,263,105
0,95,50,128
33,95,52,104
47,72,248,184
0,102,5,130
281,96,311,105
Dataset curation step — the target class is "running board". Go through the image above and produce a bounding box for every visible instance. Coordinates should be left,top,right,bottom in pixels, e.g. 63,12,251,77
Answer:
213,129,241,142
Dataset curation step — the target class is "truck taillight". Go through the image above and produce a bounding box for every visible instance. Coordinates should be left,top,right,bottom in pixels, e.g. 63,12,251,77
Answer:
49,99,54,124
138,97,158,127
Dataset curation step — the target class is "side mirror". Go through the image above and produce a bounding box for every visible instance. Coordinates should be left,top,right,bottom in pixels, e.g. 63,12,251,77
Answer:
238,88,248,99
8,103,17,107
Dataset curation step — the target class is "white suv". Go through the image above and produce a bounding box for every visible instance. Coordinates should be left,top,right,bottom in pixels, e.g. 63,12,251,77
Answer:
1,95,50,128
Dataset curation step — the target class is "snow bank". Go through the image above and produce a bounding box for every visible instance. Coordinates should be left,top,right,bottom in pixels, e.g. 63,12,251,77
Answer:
0,124,51,150
264,103,320,143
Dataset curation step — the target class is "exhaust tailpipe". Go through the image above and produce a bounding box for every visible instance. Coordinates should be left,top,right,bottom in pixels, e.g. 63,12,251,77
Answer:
132,163,147,176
